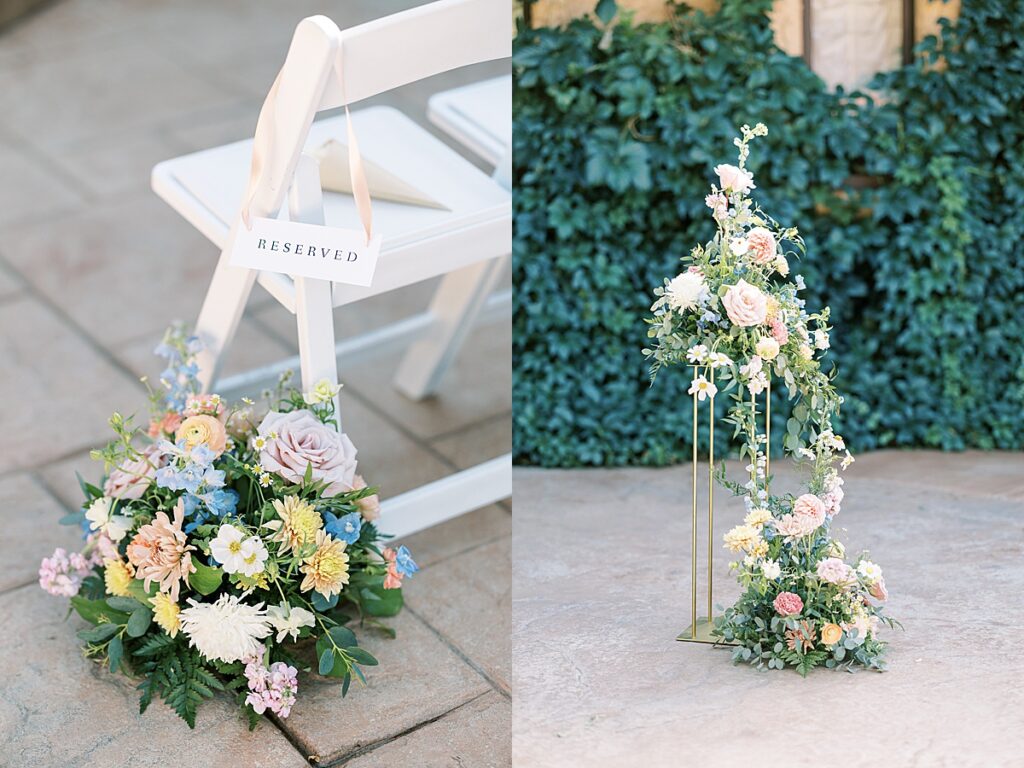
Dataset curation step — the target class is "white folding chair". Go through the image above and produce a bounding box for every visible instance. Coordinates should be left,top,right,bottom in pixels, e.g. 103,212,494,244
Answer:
151,0,512,538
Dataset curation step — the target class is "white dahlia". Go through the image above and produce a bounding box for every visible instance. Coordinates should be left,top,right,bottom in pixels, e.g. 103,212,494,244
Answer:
179,594,272,663
665,271,707,312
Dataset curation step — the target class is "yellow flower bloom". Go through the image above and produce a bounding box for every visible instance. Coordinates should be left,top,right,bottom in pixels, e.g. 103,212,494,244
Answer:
269,496,322,555
744,508,772,527
821,622,843,646
103,558,134,597
300,530,350,598
150,593,181,638
723,524,760,553
747,538,769,559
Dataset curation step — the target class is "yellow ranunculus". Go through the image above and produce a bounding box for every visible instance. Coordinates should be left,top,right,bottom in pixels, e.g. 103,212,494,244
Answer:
821,622,843,646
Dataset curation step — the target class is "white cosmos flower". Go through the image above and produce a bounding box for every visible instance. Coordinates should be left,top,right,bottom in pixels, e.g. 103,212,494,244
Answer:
210,524,268,576
686,344,708,364
266,602,317,642
707,352,732,368
179,594,271,663
85,497,133,542
761,560,781,580
688,376,717,402
665,271,707,312
857,560,883,583
237,537,269,577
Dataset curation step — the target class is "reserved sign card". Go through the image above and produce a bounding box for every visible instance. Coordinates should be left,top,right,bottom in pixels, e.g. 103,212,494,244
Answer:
230,217,382,287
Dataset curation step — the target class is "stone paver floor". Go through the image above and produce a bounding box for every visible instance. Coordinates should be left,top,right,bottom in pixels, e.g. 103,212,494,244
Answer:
513,451,1024,767
0,1,510,766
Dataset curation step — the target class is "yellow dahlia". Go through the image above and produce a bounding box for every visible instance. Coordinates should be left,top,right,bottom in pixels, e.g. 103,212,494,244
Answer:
269,496,322,555
300,530,350,598
150,592,181,638
723,524,760,553
103,558,134,597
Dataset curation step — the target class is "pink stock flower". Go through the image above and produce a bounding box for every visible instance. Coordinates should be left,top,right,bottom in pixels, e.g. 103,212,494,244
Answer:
770,318,789,345
773,591,804,617
382,547,403,590
243,653,299,718
39,547,94,597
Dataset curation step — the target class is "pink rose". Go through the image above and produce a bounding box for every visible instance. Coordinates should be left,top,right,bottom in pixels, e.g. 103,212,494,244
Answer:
104,446,164,500
869,578,888,602
352,475,380,521
257,410,358,496
792,494,826,531
773,591,804,616
721,280,768,327
745,227,777,264
714,164,755,194
816,557,853,585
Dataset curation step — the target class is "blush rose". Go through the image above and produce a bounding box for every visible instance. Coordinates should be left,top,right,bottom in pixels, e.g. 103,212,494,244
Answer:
721,280,768,327
257,410,358,496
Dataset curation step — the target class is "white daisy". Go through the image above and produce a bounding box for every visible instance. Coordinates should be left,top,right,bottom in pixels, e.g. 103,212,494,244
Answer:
686,344,708,364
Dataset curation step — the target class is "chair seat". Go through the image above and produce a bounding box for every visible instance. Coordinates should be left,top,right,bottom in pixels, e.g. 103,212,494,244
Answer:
427,75,511,166
152,105,511,309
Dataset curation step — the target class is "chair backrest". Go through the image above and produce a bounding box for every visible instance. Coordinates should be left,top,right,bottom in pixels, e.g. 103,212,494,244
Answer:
244,0,509,227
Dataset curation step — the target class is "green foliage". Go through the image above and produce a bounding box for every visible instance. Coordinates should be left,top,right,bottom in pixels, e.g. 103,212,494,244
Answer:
134,638,224,729
513,0,1024,466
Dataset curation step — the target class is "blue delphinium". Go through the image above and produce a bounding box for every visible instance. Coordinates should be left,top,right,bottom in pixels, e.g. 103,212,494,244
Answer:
181,488,240,533
324,511,362,545
153,327,203,411
394,546,418,578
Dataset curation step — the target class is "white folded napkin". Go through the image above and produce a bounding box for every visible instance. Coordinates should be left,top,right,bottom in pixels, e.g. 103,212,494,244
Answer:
312,139,448,210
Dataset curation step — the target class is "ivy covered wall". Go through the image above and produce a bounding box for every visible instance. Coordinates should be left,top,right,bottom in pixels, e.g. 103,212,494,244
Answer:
512,0,1024,466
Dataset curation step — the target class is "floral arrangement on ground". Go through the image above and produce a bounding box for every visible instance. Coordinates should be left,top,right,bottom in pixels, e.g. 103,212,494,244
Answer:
645,125,898,675
39,326,417,727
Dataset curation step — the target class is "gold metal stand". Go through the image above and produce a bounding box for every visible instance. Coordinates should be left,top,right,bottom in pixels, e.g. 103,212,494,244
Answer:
677,368,772,646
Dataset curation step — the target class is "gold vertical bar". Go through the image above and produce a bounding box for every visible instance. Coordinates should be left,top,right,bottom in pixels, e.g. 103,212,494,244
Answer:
707,367,714,623
691,365,698,639
765,379,771,492
750,388,757,487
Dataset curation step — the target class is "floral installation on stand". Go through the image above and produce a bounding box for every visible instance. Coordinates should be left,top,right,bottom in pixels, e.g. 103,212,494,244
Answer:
39,325,417,727
645,125,898,675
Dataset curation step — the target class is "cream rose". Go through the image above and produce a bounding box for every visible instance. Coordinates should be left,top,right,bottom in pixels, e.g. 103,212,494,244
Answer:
746,227,777,264
755,337,780,360
714,163,755,194
721,279,768,327
257,410,358,496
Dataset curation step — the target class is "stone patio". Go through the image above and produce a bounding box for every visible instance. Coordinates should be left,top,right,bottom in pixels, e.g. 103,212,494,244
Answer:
0,1,510,766
512,451,1024,766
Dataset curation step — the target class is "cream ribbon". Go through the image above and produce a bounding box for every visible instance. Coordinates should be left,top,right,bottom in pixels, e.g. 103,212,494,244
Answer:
240,49,374,245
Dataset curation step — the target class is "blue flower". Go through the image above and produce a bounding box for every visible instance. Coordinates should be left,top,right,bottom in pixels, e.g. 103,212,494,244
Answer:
394,546,418,578
324,511,362,545
181,488,239,532
190,444,216,466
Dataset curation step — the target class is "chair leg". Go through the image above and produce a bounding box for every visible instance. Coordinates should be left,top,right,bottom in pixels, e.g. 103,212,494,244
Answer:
393,255,507,400
294,275,341,429
194,233,258,394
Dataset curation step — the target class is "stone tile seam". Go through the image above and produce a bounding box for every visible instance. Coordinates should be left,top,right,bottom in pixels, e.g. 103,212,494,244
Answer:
317,690,493,768
404,604,510,702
